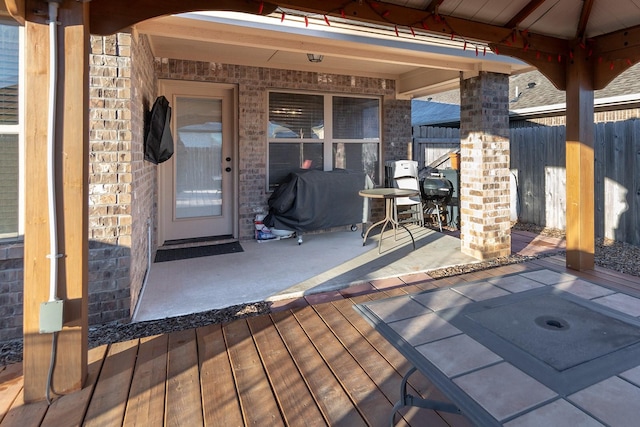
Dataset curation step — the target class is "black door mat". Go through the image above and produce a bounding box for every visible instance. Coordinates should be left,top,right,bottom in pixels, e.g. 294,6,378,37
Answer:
154,241,243,263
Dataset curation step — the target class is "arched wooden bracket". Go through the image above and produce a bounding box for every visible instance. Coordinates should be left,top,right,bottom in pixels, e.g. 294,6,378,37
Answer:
88,0,278,35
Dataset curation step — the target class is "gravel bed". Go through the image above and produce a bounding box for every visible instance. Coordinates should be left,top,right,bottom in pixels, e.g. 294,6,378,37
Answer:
2,225,639,367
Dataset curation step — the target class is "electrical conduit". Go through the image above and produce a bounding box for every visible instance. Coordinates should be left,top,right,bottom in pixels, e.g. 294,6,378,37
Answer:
45,0,62,405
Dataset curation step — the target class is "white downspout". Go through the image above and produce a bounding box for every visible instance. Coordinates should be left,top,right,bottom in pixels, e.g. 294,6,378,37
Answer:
47,0,61,304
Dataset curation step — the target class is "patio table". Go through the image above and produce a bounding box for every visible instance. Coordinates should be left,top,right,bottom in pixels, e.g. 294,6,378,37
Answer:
354,269,640,426
359,188,419,253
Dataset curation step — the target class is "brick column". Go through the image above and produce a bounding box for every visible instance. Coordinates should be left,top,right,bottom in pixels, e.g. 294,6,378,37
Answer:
383,99,412,162
459,72,511,260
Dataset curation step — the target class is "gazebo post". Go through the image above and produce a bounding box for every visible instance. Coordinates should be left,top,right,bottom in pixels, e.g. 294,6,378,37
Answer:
22,0,89,402
565,47,596,271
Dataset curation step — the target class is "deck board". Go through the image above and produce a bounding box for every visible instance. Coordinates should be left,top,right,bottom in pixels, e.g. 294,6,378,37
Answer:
292,306,394,427
196,324,244,427
248,314,326,427
0,364,23,423
314,301,448,427
122,335,167,427
271,310,368,426
41,344,108,427
312,302,412,424
339,295,473,427
224,318,284,426
1,390,47,427
166,329,203,426
84,340,138,427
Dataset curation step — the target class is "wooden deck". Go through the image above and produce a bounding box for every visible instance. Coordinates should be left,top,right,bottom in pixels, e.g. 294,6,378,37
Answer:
2,232,640,426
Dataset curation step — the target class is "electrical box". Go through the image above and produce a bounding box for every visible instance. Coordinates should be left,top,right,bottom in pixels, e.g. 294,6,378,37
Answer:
40,300,64,333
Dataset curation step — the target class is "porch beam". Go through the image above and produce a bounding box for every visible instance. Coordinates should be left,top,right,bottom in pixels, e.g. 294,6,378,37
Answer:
23,0,89,402
565,48,595,271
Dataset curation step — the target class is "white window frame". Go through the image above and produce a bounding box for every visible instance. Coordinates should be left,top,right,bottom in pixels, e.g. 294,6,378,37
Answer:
266,90,381,191
0,22,24,241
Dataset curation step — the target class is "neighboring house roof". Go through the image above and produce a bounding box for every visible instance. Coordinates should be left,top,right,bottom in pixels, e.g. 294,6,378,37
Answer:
411,100,461,128
413,63,640,126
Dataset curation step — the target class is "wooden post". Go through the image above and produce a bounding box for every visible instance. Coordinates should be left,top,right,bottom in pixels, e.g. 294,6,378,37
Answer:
565,48,595,271
23,0,89,402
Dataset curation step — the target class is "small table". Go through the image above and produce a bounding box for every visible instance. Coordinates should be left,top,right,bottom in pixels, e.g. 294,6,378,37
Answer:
354,270,640,426
359,188,420,253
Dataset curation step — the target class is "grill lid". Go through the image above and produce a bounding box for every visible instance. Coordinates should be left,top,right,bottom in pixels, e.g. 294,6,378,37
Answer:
421,177,453,201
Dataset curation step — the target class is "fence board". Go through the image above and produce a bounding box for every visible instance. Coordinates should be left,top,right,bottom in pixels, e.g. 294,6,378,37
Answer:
594,123,606,238
634,121,640,245
413,126,460,169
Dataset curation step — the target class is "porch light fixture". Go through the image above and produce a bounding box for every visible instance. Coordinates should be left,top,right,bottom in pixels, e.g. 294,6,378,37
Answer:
307,53,324,63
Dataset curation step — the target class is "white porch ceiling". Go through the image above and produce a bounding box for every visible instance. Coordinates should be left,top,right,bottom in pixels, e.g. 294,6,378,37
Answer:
135,11,530,98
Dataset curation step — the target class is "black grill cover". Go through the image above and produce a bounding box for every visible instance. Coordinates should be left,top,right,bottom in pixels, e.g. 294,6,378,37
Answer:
265,169,368,232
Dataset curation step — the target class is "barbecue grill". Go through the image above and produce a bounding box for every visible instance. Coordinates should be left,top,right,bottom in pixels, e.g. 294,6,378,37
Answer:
421,176,454,231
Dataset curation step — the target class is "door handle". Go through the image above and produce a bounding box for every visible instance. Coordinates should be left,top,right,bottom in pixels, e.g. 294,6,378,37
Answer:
225,167,232,172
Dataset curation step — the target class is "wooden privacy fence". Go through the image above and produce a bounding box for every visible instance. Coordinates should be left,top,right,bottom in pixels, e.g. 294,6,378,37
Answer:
413,120,640,246
413,126,460,169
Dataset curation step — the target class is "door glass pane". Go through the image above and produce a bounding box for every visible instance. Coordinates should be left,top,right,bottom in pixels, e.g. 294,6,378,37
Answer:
175,97,222,219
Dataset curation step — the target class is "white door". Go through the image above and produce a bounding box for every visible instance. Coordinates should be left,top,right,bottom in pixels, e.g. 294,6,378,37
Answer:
158,81,237,244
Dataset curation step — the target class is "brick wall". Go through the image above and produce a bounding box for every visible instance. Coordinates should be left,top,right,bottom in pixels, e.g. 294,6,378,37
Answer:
0,244,23,341
155,60,401,240
88,33,142,325
383,99,412,162
129,33,157,315
88,31,158,324
459,72,511,260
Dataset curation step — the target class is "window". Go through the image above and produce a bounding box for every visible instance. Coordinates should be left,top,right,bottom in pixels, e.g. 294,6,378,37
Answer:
268,91,380,190
0,22,23,240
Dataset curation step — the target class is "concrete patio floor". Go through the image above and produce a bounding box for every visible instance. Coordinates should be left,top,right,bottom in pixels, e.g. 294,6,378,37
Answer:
133,226,479,322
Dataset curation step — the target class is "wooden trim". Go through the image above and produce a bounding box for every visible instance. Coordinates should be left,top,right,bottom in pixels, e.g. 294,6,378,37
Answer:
2,0,24,24
505,0,548,29
89,0,277,35
23,0,89,402
23,16,53,404
488,44,568,90
576,0,595,40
